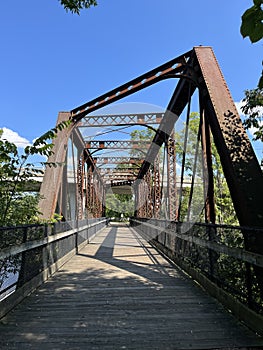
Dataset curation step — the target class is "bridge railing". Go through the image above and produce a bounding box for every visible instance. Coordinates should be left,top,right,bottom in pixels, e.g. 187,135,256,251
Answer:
130,217,263,335
0,217,109,318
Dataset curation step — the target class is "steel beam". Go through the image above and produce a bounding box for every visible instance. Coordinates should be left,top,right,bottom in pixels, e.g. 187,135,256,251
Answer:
82,150,105,218
39,112,73,219
153,154,161,218
86,140,151,149
80,113,163,127
103,175,136,180
86,165,93,218
99,167,138,173
71,51,193,122
41,46,263,241
194,47,263,296
109,180,134,187
201,106,216,224
77,155,84,220
194,46,263,229
166,136,178,221
94,157,143,165
136,54,197,180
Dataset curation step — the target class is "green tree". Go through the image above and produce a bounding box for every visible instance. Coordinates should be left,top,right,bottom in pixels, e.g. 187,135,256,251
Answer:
175,113,206,222
211,144,238,225
129,128,156,166
105,193,134,219
59,0,97,14
241,0,263,88
176,113,238,224
241,1,263,145
0,120,70,226
241,88,263,146
0,122,71,293
105,128,156,219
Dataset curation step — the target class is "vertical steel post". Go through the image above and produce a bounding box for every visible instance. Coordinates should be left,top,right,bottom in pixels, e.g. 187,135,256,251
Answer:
86,164,93,218
77,155,84,220
166,134,178,221
153,154,161,218
145,169,153,218
200,107,216,224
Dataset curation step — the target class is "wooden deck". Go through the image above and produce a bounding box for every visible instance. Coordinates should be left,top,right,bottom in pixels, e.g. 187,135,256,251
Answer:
0,223,262,349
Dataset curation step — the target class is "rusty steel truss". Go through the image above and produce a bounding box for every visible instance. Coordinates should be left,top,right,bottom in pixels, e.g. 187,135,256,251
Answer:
39,46,263,290
93,157,144,165
40,46,263,227
79,113,164,127
86,140,151,150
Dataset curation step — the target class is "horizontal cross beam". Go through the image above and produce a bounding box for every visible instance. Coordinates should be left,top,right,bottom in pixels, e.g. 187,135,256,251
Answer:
108,180,134,187
79,113,164,127
86,140,151,149
94,157,143,165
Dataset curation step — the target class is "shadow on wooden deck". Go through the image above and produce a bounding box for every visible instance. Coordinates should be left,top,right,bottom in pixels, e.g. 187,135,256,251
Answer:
0,224,262,349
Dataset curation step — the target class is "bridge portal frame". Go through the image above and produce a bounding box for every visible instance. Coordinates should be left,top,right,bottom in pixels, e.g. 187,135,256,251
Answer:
39,45,263,245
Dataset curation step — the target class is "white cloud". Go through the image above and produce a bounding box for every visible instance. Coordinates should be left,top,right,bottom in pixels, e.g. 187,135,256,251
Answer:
235,100,263,117
1,127,31,148
235,101,263,138
235,100,245,117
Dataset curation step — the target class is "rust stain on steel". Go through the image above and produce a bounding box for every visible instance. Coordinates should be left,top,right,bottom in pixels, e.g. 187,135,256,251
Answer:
86,140,151,150
40,46,263,234
38,112,72,219
80,113,164,127
70,51,192,122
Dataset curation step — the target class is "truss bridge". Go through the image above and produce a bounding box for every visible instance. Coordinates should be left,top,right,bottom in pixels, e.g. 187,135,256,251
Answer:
1,46,263,349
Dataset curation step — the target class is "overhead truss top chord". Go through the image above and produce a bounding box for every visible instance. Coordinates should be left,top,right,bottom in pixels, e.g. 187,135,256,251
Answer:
70,50,193,122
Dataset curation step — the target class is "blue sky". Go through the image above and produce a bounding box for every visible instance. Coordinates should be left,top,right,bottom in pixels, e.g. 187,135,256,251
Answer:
0,0,262,156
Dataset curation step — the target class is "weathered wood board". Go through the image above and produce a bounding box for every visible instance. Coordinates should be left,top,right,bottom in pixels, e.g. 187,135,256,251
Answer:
0,223,262,349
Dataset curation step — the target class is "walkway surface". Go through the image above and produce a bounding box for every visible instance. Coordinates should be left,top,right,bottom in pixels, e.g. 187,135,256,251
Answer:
0,223,262,349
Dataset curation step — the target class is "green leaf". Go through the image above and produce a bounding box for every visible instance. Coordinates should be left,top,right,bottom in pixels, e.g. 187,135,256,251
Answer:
241,4,263,43
60,0,98,15
0,114,71,225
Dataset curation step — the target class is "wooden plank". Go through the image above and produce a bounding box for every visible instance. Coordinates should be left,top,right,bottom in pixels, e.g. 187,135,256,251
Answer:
0,220,107,318
0,224,262,349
